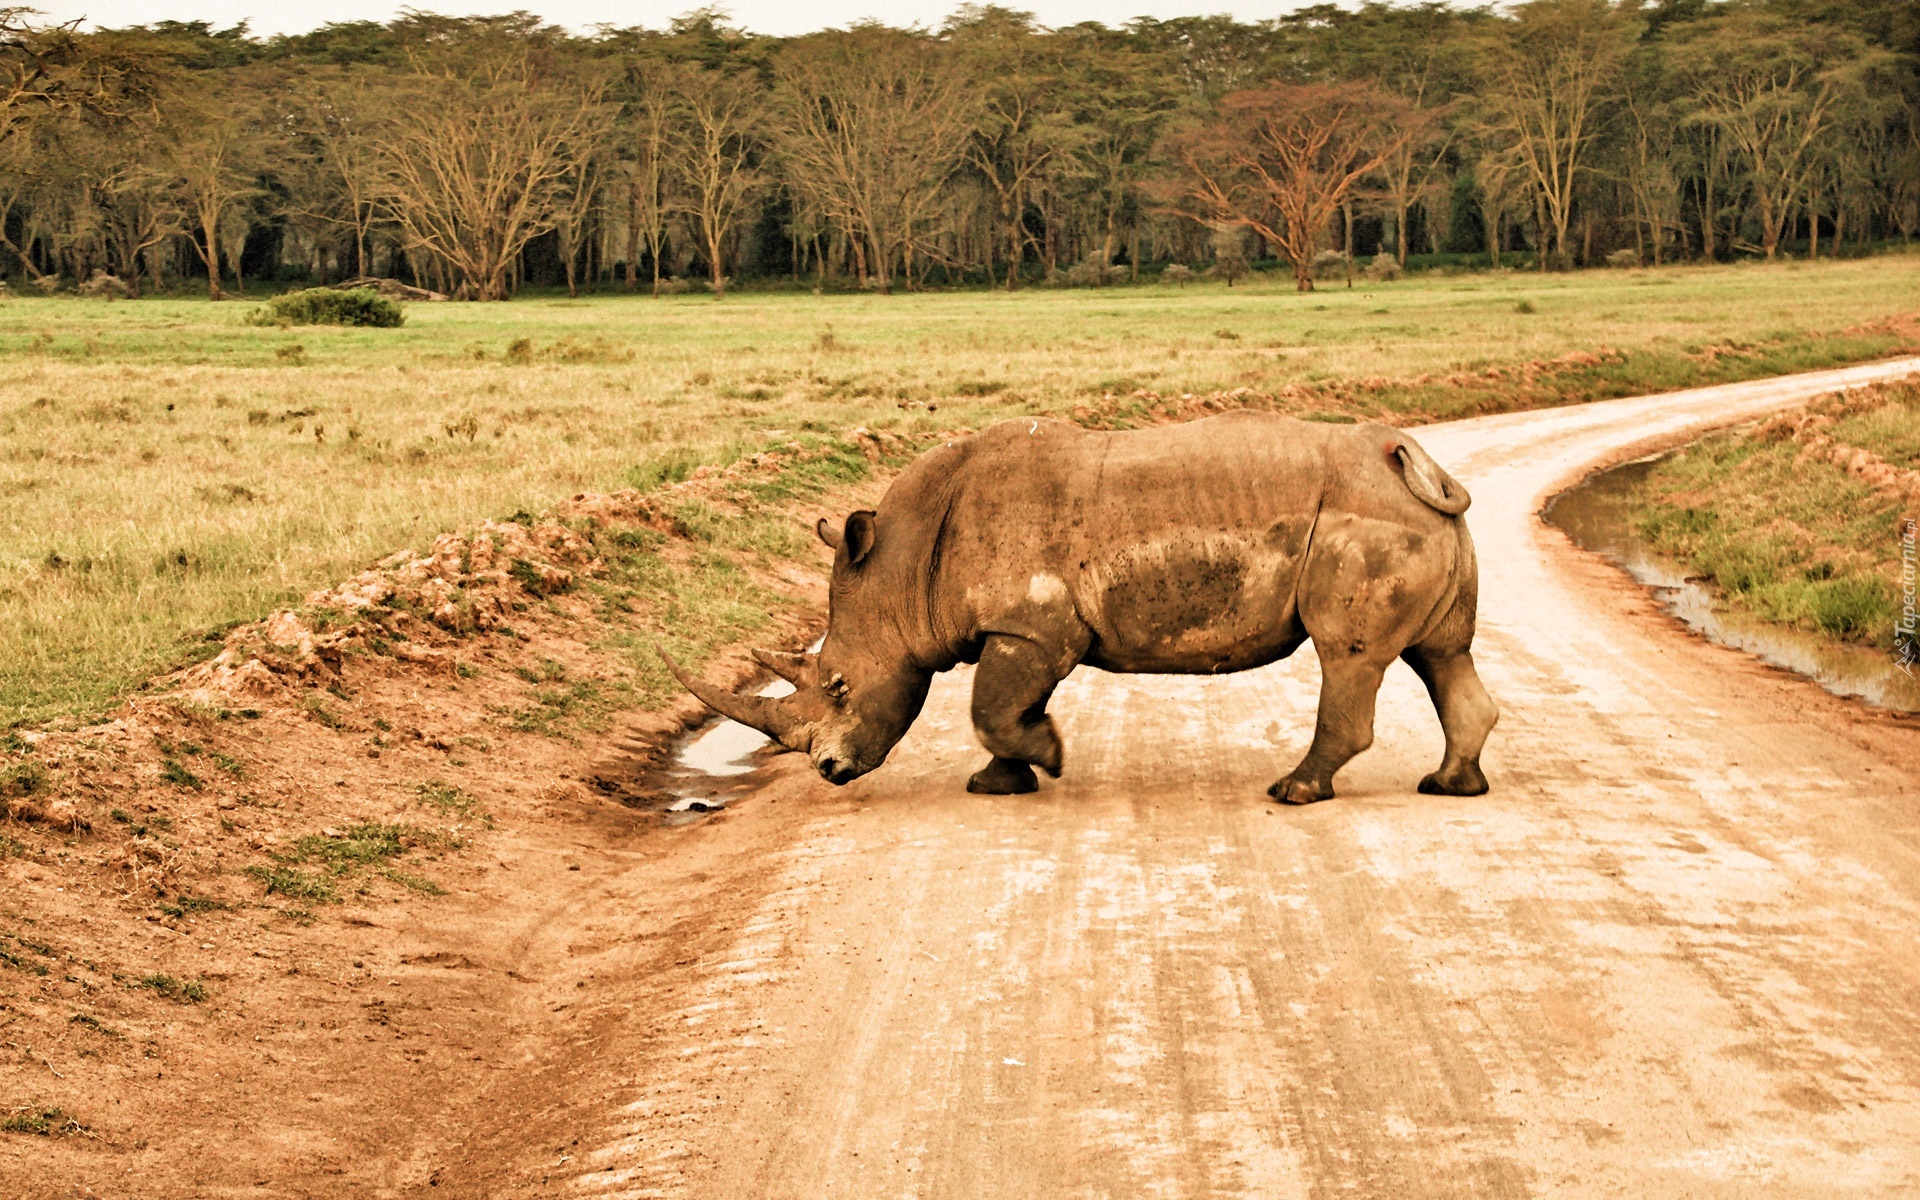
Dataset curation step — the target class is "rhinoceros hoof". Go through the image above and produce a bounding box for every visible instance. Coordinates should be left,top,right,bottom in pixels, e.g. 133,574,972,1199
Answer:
968,758,1039,795
1268,776,1332,806
1417,765,1490,796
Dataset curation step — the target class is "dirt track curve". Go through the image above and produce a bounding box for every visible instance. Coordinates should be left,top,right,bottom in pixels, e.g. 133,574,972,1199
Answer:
419,359,1920,1199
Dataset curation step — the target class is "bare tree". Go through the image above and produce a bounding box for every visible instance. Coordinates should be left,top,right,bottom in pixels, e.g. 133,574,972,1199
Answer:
373,35,609,299
675,65,759,298
770,26,974,295
1474,0,1631,270
287,75,385,279
165,81,264,299
619,58,681,296
950,8,1070,290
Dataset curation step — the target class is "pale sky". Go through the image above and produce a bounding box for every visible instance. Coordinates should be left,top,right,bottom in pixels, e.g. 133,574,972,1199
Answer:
39,0,1326,38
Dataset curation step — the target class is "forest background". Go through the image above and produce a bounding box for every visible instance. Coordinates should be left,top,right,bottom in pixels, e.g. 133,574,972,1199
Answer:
2,0,1917,301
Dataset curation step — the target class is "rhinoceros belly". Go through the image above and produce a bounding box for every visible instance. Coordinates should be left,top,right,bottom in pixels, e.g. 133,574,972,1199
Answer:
1078,528,1310,674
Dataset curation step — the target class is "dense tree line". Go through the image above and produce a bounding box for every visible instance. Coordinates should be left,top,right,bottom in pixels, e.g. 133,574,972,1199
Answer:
1,0,1914,298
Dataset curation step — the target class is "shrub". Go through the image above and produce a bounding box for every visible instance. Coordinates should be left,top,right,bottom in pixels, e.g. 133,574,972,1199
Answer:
1607,248,1643,269
249,288,403,329
1063,259,1118,287
1310,248,1350,281
1162,263,1194,287
1364,254,1403,282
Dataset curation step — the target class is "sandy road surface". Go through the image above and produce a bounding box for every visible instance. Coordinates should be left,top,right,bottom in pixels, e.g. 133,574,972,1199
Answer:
431,360,1920,1200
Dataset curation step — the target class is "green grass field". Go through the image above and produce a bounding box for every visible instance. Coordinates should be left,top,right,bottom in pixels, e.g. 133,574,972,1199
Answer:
4,255,1919,727
1634,378,1919,648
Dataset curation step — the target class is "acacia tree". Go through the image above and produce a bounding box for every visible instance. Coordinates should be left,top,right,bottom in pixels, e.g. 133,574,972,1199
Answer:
1061,26,1181,278
950,9,1071,290
675,64,758,298
1161,82,1420,291
770,26,973,295
374,40,609,299
1299,3,1477,264
1474,0,1631,269
1616,43,1684,264
166,82,264,299
618,58,680,296
289,75,383,279
1669,12,1877,260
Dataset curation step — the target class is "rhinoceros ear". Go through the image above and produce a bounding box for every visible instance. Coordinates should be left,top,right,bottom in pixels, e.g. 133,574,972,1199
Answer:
843,510,876,566
815,517,843,552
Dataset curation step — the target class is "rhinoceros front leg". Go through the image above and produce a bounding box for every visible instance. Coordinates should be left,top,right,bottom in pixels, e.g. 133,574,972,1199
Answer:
967,633,1070,795
1269,647,1389,806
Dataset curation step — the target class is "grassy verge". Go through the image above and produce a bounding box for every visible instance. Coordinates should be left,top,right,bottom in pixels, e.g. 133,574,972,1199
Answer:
2,254,1918,726
1625,378,1918,653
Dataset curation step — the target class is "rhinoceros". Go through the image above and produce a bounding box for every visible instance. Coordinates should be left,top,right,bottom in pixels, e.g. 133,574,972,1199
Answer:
663,412,1497,804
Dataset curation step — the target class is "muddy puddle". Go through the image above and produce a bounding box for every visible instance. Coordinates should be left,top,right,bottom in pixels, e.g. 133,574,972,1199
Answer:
646,679,792,823
637,638,825,823
1544,454,1920,714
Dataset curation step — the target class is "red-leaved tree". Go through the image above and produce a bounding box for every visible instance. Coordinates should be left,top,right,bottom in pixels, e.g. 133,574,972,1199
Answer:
1162,82,1421,291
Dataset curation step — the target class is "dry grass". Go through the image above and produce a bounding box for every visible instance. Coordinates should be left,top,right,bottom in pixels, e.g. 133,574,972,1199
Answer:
3,254,1919,726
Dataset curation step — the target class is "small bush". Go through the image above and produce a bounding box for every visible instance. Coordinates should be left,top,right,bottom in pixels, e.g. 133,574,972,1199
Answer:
1364,254,1403,282
1161,263,1194,287
2,758,47,797
1063,259,1118,287
1607,248,1643,269
246,864,337,902
3,1105,82,1136
157,894,226,918
1310,249,1350,282
136,973,209,1003
249,288,403,329
159,758,204,790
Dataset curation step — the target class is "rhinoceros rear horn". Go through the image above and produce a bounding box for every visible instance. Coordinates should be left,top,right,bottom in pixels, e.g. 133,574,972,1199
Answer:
751,647,816,685
658,648,813,753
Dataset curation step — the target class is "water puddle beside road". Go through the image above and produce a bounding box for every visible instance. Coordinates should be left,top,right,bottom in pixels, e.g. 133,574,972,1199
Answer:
647,637,824,823
653,679,793,824
1544,453,1920,714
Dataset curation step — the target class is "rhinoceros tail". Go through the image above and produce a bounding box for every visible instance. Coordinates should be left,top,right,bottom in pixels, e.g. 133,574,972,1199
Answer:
1392,438,1471,516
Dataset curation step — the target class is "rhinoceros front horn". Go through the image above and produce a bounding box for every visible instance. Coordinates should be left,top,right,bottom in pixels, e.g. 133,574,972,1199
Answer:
658,649,813,754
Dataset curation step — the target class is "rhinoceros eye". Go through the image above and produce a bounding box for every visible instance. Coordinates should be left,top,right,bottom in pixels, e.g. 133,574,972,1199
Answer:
823,672,850,703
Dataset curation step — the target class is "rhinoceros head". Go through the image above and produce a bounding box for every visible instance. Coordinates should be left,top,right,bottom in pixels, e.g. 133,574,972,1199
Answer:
660,509,932,786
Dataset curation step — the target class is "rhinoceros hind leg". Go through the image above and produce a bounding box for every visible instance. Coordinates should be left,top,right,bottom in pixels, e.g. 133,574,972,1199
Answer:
1270,651,1388,804
970,633,1070,786
968,757,1039,795
1401,645,1497,796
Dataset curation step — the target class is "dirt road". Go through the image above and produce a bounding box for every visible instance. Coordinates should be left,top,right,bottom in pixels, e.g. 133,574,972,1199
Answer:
29,363,1914,1199
433,358,1914,1200
336,358,1904,1200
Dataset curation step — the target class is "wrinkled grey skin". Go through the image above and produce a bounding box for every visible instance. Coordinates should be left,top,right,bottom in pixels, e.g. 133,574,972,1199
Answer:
664,412,1498,804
